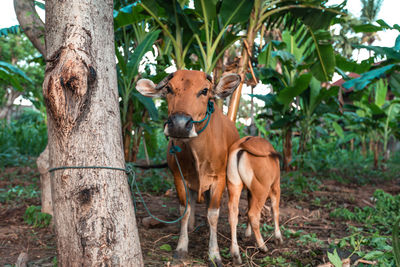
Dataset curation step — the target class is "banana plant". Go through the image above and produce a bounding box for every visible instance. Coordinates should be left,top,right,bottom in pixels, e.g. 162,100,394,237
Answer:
227,0,343,121
114,6,161,162
193,0,252,74
252,30,339,171
140,0,196,70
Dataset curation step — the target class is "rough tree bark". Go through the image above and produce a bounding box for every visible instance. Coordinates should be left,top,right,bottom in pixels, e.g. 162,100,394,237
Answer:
14,0,53,215
43,0,143,265
36,145,52,215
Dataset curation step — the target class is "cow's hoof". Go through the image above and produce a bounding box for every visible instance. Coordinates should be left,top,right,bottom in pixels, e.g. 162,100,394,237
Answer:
173,250,188,260
275,236,283,245
259,244,268,253
208,258,223,267
232,254,242,265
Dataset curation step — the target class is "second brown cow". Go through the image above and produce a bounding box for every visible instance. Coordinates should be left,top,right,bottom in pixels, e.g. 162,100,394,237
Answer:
227,136,283,265
136,70,241,266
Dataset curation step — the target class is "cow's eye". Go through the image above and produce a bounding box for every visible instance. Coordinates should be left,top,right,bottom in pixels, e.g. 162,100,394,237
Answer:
166,86,173,94
200,88,208,96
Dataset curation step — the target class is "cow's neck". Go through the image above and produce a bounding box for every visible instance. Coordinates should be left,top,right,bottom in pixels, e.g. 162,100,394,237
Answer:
187,106,222,156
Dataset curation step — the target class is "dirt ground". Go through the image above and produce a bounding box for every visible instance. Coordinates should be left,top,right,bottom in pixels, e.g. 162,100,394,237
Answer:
1,166,399,266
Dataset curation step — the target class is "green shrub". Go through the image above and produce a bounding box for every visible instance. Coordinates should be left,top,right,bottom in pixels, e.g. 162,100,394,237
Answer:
0,108,47,167
23,205,52,228
330,189,400,234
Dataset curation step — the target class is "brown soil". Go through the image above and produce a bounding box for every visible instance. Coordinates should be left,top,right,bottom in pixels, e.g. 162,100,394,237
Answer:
1,167,399,266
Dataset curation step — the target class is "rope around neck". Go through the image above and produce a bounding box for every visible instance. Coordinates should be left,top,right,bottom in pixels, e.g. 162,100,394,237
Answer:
191,99,215,135
48,155,189,224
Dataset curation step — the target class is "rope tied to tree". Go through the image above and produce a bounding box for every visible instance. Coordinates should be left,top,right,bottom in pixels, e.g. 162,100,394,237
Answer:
46,100,215,224
48,152,189,224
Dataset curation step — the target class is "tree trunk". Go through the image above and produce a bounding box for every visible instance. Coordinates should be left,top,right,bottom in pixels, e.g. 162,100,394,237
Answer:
0,89,21,120
361,136,367,157
227,2,260,122
283,128,292,172
43,0,143,265
14,0,46,58
373,140,379,169
36,145,52,215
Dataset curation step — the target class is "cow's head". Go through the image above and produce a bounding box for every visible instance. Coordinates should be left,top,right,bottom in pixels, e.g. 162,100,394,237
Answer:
136,70,240,138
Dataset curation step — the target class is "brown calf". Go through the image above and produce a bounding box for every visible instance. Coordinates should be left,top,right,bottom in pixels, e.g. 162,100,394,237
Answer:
227,136,283,265
136,70,240,266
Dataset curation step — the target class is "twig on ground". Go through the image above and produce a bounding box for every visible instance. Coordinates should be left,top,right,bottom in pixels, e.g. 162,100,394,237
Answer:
282,215,300,226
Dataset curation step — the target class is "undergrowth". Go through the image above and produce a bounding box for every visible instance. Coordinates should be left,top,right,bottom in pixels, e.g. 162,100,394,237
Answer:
0,108,47,168
328,189,400,266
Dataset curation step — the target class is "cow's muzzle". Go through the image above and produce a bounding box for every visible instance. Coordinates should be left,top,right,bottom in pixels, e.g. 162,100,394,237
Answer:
164,113,198,138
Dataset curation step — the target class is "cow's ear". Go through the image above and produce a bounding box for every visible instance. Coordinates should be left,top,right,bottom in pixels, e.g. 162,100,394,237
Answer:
213,74,241,98
136,79,162,97
136,73,174,97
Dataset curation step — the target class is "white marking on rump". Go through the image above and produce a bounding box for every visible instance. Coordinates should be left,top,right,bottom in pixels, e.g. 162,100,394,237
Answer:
227,149,242,186
238,152,254,189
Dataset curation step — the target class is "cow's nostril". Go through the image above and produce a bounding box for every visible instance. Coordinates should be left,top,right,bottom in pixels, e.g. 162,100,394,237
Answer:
167,117,174,127
185,120,193,131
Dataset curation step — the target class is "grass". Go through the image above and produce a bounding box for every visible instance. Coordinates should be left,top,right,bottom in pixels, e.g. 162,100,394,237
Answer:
326,189,400,266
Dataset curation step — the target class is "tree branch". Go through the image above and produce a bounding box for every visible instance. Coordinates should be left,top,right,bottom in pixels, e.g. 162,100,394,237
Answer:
14,0,46,58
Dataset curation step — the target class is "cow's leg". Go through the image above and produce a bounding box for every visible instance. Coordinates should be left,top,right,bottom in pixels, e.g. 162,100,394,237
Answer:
188,189,197,231
270,180,283,244
227,149,244,265
245,190,252,238
248,189,269,252
207,179,225,267
227,181,243,265
174,175,192,259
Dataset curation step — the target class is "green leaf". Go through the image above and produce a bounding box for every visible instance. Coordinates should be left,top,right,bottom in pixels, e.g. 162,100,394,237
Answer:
343,64,397,91
335,55,372,74
34,1,45,10
277,73,312,108
126,30,161,79
327,249,342,267
133,92,158,120
270,117,293,129
251,94,278,108
332,122,344,139
220,0,253,25
308,77,321,111
194,0,218,21
0,61,33,84
114,4,148,30
374,79,387,107
308,29,335,82
376,19,393,30
393,217,400,267
389,72,400,97
282,31,304,63
0,25,21,37
159,244,172,252
363,250,384,260
352,23,383,33
353,44,400,61
394,35,400,50
259,42,273,66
